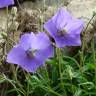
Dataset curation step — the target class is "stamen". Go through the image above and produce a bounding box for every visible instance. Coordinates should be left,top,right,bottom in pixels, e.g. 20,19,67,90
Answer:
26,49,37,58
57,29,67,36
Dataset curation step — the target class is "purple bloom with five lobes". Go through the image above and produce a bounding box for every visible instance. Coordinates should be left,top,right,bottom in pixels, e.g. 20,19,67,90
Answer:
44,7,84,48
0,0,14,8
7,32,54,73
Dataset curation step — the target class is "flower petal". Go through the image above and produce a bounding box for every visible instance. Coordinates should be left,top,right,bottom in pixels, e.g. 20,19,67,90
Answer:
44,19,57,38
7,45,26,65
0,0,14,8
35,45,54,67
52,8,72,29
20,32,51,50
35,32,51,50
19,58,40,73
54,34,81,48
65,19,84,34
19,33,37,51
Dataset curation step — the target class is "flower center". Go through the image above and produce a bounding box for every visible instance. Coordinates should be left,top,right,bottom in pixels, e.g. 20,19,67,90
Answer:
57,29,67,36
26,49,37,58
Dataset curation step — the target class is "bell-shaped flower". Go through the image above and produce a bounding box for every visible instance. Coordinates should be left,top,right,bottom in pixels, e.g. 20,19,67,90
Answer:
44,8,84,48
7,32,54,72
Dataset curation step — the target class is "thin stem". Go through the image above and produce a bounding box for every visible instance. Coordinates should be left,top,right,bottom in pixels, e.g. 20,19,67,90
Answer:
58,49,63,87
82,15,95,51
44,64,51,85
4,6,9,56
6,6,8,32
81,15,95,66
84,15,95,33
91,33,96,84
16,0,23,10
57,48,67,96
26,74,30,96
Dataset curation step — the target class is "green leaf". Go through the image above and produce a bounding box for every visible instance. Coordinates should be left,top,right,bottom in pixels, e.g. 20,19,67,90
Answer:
73,88,82,96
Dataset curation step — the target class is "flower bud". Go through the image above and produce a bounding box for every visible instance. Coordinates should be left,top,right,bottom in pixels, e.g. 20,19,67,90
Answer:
11,7,17,16
93,7,96,16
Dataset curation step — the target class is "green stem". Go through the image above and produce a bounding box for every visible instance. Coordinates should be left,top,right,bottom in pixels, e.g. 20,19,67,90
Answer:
44,64,51,85
58,48,63,85
82,15,95,51
81,15,95,66
91,33,96,84
57,48,67,96
26,74,30,96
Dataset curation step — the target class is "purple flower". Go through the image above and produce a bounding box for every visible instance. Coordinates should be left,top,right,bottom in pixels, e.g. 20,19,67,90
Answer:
44,8,84,48
0,0,14,8
7,32,54,72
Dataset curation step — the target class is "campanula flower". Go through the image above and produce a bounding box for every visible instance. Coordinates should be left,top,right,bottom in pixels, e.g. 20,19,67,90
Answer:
0,0,14,8
44,8,84,48
7,32,54,72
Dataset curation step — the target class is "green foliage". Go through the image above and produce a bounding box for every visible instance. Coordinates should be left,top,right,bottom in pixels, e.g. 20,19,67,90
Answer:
0,1,96,96
1,41,96,96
